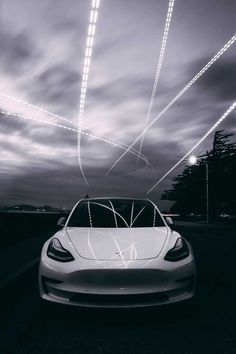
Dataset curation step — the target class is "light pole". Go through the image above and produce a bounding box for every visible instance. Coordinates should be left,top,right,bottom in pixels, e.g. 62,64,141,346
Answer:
188,155,209,224
205,162,209,224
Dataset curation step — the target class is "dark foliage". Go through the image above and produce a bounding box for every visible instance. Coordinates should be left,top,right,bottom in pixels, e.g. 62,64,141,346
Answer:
161,130,236,218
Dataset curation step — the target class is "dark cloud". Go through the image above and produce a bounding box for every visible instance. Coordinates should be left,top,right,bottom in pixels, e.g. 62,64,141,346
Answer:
26,122,76,148
0,110,30,133
0,27,38,75
0,108,76,150
0,0,235,208
23,64,80,111
0,158,163,209
191,58,236,101
88,74,152,107
38,65,79,88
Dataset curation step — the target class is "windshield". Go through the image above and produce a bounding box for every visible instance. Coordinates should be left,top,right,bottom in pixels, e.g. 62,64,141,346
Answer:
67,199,165,228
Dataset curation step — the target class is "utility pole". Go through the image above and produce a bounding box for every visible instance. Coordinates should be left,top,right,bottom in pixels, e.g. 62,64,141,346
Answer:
188,155,209,223
206,162,209,224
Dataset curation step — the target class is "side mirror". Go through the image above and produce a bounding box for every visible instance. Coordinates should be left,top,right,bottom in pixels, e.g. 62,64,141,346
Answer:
57,217,66,227
165,216,173,225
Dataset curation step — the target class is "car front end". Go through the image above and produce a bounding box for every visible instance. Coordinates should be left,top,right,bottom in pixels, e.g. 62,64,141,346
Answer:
39,221,196,308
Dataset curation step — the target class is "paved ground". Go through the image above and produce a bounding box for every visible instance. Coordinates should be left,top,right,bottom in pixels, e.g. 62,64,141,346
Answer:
1,221,236,354
0,231,54,287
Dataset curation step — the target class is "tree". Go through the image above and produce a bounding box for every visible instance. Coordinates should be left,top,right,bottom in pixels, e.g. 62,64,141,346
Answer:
161,130,236,218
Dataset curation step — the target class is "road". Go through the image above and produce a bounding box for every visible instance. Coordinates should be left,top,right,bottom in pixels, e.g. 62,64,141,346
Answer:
1,221,236,354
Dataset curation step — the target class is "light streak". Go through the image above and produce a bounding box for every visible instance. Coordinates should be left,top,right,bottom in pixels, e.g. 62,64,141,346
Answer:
109,241,138,261
146,100,236,194
130,206,146,227
87,201,93,227
153,207,156,227
106,33,236,175
83,200,153,267
90,202,129,227
92,0,100,9
87,229,97,259
85,231,139,268
90,159,150,181
77,0,101,186
109,200,118,228
0,109,77,133
0,97,147,177
0,92,152,167
0,108,151,168
130,201,134,227
137,0,175,162
112,234,127,268
0,93,74,126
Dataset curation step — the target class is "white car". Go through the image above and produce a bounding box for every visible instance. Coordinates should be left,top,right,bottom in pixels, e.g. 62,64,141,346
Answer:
39,198,196,307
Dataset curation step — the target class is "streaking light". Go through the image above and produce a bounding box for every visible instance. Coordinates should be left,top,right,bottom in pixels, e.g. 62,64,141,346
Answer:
0,93,74,126
87,36,94,47
0,92,147,165
0,108,151,168
77,0,101,186
146,101,236,194
90,201,129,227
92,0,100,9
137,0,175,162
85,47,92,57
106,33,236,176
88,24,96,36
90,10,98,24
130,206,146,227
87,201,93,227
0,109,77,133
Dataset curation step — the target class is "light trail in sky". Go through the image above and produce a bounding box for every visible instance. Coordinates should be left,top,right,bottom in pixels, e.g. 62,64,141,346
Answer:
106,33,236,176
0,92,145,161
146,100,236,194
0,109,76,133
0,93,73,126
136,0,175,162
77,0,100,186
0,108,151,168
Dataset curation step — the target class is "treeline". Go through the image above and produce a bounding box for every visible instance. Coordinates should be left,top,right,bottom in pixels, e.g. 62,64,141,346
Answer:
161,130,236,218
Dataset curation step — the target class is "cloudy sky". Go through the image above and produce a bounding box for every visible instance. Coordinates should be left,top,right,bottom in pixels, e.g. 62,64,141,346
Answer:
0,0,235,209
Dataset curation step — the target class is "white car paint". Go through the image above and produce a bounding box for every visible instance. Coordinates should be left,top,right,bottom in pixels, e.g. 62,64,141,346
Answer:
39,198,196,307
66,226,168,261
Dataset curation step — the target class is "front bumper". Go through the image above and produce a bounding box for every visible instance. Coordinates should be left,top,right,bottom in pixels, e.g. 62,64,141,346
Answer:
40,279,195,308
39,256,196,308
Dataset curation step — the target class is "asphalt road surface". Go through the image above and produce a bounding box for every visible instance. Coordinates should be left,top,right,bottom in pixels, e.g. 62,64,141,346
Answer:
1,221,236,354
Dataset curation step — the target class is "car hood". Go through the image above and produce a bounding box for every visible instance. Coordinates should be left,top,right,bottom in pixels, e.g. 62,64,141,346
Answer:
66,227,168,260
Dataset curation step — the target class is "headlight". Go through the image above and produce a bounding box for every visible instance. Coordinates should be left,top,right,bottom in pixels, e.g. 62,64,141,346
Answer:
164,237,189,262
47,238,74,262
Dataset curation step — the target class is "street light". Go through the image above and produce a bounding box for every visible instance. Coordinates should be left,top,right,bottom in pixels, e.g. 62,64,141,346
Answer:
188,155,198,166
188,155,209,224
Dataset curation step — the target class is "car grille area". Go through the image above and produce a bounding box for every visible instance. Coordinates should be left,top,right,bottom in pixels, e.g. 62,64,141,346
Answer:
41,268,195,307
70,291,169,306
66,269,169,294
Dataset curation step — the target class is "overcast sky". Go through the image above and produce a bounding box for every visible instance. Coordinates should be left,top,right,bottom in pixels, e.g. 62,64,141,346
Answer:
0,0,235,209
